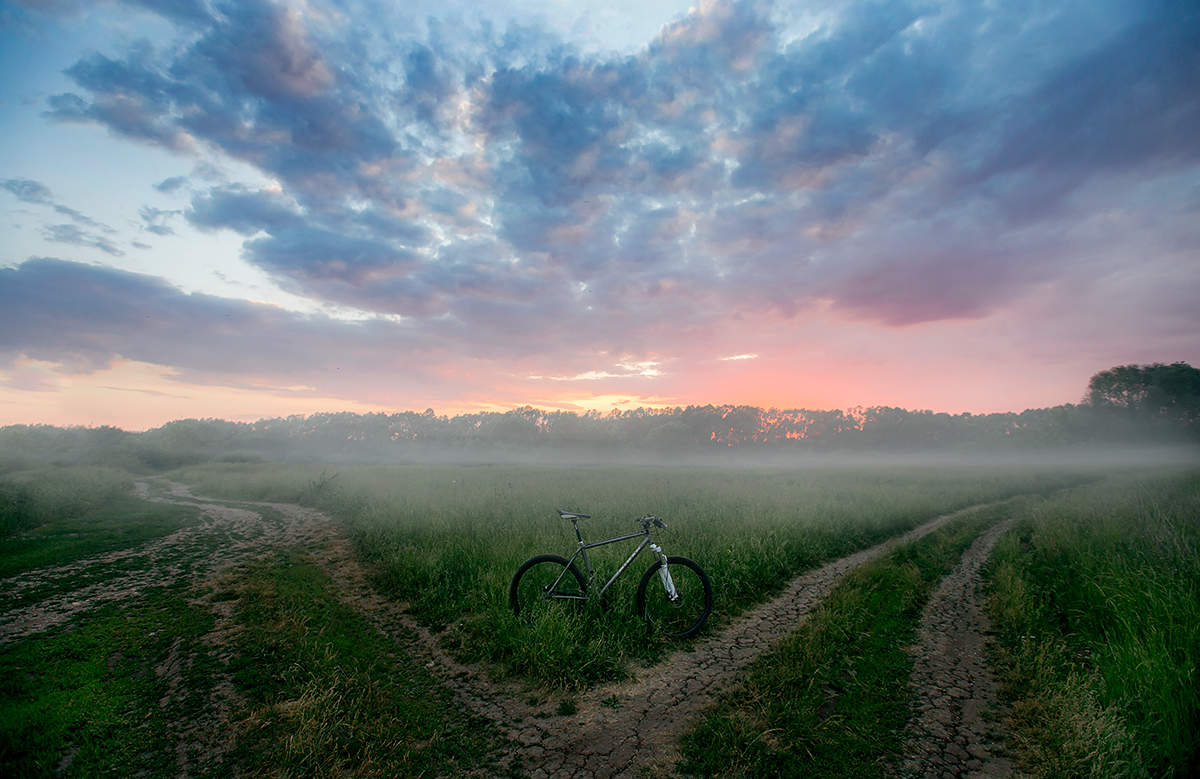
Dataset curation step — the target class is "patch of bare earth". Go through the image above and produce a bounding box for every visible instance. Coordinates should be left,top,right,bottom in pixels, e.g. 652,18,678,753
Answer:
895,518,1020,779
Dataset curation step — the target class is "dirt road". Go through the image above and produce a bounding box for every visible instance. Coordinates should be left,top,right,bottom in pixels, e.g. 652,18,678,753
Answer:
1,482,1020,777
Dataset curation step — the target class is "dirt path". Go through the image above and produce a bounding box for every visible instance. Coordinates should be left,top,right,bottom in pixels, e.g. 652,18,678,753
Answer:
0,482,337,646
897,518,1019,779
304,499,1014,778
3,483,1020,777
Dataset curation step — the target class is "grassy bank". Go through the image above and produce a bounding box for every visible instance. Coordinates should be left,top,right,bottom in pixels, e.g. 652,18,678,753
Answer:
985,470,1200,777
172,462,1089,688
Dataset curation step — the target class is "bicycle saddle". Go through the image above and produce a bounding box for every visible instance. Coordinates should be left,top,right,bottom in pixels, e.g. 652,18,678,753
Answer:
557,509,590,520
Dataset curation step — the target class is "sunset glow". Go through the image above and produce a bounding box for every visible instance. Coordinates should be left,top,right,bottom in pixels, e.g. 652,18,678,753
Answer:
1,0,1197,428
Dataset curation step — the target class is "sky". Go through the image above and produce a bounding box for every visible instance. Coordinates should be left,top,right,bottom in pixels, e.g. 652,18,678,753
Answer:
0,0,1197,429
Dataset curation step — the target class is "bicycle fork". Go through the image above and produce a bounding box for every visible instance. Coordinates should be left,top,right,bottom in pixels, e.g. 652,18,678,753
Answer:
650,543,679,602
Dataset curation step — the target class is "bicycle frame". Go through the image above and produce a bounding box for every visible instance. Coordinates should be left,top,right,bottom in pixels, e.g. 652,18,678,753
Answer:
549,522,658,602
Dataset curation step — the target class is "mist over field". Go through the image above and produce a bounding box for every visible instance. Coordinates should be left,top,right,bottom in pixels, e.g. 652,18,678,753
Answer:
2,398,1198,473
2,0,1198,774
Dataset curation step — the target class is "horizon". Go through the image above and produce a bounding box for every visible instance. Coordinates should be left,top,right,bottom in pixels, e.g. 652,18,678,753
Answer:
0,391,1168,436
2,0,1198,429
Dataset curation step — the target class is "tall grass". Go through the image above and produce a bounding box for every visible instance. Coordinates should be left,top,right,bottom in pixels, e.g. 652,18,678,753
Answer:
0,466,197,580
175,462,1090,688
986,470,1200,777
0,466,132,537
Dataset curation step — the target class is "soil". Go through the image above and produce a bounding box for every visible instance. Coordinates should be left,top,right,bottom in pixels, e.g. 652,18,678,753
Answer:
0,482,1022,778
895,518,1021,779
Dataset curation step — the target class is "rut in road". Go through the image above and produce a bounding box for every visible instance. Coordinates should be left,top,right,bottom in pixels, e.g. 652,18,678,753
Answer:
0,482,338,647
300,499,1017,778
4,482,1018,778
897,517,1020,779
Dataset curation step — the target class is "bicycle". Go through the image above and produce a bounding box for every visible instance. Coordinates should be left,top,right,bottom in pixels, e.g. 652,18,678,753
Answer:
509,510,713,637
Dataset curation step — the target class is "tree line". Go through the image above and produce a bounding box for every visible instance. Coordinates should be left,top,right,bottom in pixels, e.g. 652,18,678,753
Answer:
2,362,1197,470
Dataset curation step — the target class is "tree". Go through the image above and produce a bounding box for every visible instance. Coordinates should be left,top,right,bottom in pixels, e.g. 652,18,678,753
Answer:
1085,362,1200,428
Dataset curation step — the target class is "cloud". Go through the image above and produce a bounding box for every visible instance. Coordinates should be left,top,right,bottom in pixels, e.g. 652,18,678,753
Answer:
154,175,187,193
2,178,53,203
186,186,302,235
124,0,211,26
42,224,125,256
532,359,663,381
0,257,418,381
31,0,1200,337
139,206,180,235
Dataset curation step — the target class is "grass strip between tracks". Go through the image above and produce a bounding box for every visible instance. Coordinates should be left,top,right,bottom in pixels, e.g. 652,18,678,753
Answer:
678,503,1005,778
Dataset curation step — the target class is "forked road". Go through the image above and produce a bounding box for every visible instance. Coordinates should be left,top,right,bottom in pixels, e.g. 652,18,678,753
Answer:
306,497,1022,778
0,483,1019,777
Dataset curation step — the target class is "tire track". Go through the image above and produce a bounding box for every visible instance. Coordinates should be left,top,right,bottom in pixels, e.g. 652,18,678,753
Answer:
897,517,1019,779
5,482,1018,777
0,482,337,646
300,499,1016,778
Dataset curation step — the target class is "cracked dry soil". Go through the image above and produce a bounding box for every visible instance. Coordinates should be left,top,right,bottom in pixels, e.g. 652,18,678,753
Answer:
2,482,1020,778
897,517,1020,779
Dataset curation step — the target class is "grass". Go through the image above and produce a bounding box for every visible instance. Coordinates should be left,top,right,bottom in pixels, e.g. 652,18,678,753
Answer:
169,462,1092,689
1,541,504,777
0,466,132,536
985,470,1200,778
0,466,200,579
676,503,1003,777
5,459,1198,775
225,550,503,777
0,586,224,777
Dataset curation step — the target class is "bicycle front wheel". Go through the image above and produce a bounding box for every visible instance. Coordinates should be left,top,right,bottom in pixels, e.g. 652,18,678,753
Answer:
509,554,587,621
635,556,712,637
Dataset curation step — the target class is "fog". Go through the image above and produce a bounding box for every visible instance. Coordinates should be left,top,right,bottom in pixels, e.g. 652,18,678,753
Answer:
2,405,1197,475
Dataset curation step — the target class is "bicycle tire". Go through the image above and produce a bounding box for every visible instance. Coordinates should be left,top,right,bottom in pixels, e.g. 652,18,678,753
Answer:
509,554,588,620
635,555,712,637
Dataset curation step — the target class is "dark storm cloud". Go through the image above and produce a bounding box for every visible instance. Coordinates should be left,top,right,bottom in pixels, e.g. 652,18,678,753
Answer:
38,0,1200,335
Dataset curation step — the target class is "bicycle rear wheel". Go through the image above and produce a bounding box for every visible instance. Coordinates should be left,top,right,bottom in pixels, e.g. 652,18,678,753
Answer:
635,556,712,637
509,554,587,621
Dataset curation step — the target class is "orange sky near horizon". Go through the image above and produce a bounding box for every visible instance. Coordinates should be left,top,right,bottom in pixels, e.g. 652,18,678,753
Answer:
0,354,1095,432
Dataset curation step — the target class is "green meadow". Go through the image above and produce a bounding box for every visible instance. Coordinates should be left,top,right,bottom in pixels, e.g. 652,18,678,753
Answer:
170,461,1089,687
1,459,1197,776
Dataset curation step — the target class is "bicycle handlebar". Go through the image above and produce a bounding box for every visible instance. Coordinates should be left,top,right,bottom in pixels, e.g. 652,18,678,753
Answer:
638,515,666,529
